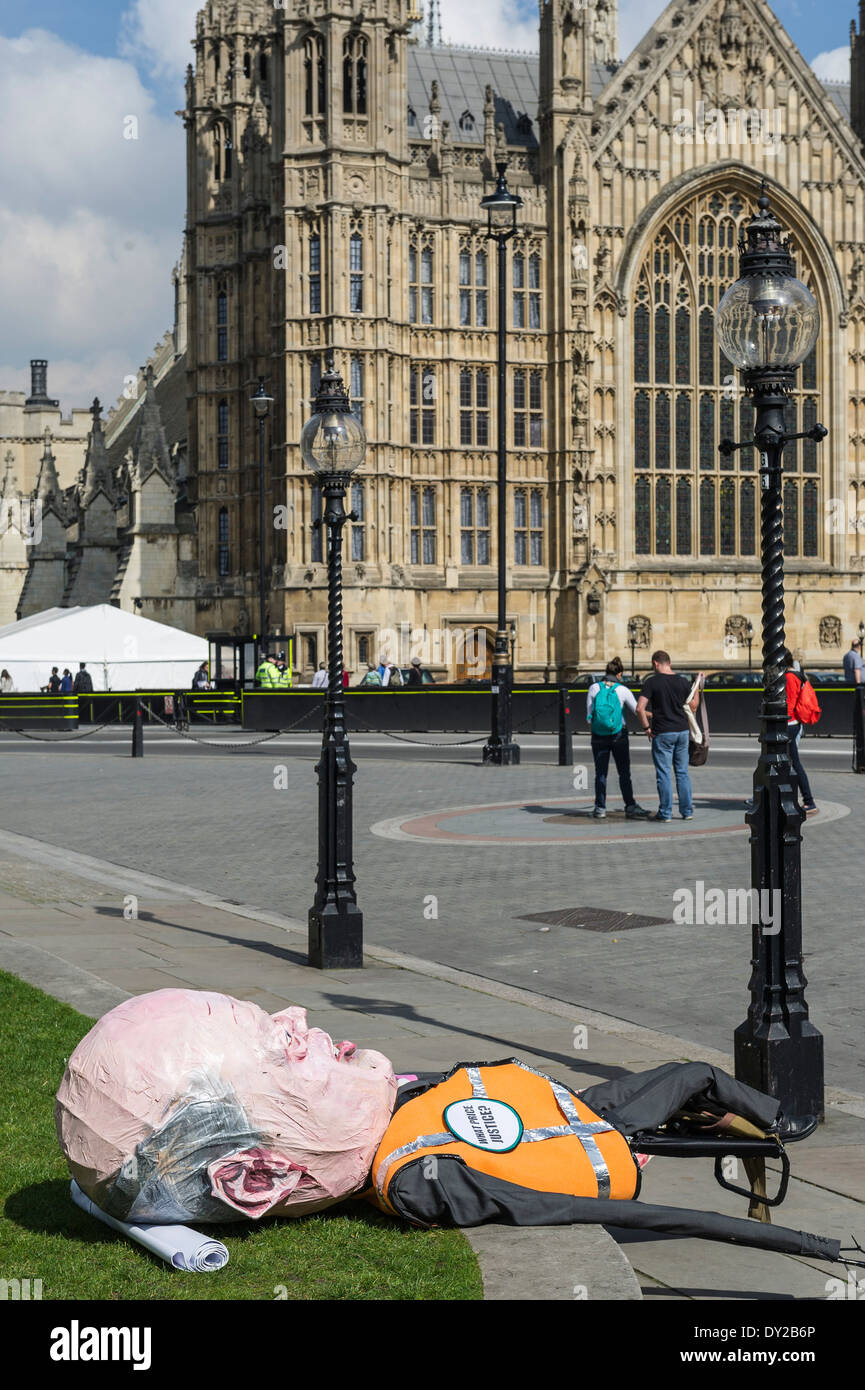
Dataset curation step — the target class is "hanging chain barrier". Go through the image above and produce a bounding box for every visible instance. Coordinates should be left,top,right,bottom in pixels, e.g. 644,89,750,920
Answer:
0,692,562,750
340,694,562,748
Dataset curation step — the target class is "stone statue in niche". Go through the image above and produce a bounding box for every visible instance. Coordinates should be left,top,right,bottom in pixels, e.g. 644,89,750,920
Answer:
819,615,842,648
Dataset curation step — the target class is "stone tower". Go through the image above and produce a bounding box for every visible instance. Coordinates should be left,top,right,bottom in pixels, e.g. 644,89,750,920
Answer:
852,3,865,144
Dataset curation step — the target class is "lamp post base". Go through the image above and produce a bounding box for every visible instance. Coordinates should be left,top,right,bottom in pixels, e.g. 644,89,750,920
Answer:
482,742,521,766
308,900,364,970
734,1023,824,1123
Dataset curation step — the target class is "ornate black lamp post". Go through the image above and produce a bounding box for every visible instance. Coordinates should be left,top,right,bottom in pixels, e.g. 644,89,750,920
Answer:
745,620,754,671
627,620,638,680
481,162,523,765
717,186,826,1120
300,365,366,969
251,378,274,661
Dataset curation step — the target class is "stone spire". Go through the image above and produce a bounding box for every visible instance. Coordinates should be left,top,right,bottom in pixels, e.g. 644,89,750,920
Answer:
80,399,116,509
35,428,65,517
132,366,174,488
1,449,19,499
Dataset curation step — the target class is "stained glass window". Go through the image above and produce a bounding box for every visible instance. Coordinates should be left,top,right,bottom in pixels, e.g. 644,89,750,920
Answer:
635,392,650,471
676,395,690,471
676,477,692,554
740,480,755,556
739,395,754,470
655,477,671,555
632,189,823,560
656,393,670,468
803,480,818,556
699,395,714,470
720,396,735,468
655,306,670,384
699,309,715,385
700,478,715,555
720,477,735,556
675,307,690,384
784,479,798,556
635,477,651,553
634,305,650,383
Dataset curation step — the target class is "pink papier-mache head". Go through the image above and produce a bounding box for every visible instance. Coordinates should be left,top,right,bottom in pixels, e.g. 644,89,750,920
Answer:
55,990,397,1224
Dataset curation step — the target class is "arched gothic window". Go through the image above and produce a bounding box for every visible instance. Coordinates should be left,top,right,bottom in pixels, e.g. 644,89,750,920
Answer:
343,34,368,114
213,122,232,181
633,189,822,559
304,34,326,117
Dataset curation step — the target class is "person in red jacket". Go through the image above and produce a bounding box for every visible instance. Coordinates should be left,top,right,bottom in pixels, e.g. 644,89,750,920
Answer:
784,649,817,815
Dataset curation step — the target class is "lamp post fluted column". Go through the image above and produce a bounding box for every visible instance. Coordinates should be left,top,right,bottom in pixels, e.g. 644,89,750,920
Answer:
301,365,365,969
481,162,522,766
716,186,826,1120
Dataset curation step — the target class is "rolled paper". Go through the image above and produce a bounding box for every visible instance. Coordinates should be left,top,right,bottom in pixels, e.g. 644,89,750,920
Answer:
70,1180,229,1272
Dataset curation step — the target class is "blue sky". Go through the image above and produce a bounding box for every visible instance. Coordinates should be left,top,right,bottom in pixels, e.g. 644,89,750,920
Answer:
0,1,857,411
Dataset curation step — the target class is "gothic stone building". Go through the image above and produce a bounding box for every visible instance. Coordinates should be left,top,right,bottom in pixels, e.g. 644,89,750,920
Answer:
182,0,865,679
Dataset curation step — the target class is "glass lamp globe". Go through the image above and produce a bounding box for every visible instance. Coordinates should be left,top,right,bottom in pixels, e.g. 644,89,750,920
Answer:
716,273,819,371
481,162,523,238
300,408,366,477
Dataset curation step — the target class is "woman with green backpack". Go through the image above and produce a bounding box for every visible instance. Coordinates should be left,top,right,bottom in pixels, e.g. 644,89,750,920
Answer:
586,658,651,820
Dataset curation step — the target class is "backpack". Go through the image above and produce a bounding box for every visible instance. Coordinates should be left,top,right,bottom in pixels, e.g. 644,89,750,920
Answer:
591,681,623,736
794,675,821,726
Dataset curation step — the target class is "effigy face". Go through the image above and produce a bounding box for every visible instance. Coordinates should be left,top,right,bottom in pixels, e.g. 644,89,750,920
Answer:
55,990,397,1224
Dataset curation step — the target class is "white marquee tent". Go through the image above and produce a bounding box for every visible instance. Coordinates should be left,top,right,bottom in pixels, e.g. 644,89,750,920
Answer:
0,606,208,692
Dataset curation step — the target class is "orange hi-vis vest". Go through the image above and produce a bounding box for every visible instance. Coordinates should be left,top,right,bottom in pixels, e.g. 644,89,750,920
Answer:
371,1060,639,1219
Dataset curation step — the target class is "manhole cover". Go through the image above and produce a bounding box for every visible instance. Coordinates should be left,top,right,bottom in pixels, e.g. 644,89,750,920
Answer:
519,907,668,933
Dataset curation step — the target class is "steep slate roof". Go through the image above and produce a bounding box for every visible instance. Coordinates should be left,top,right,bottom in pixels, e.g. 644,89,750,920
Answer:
407,43,621,147
824,81,852,123
407,43,849,147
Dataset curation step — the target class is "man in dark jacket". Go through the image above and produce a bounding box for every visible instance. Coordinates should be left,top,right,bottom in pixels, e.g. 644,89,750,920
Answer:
73,663,93,694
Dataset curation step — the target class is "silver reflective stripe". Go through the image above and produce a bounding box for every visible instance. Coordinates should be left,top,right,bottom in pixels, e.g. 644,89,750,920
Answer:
551,1082,614,1198
375,1131,453,1191
466,1066,487,1099
376,1067,616,1200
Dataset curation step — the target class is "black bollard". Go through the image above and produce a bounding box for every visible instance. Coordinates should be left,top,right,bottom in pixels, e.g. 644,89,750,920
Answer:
131,702,144,758
854,686,865,774
557,686,573,767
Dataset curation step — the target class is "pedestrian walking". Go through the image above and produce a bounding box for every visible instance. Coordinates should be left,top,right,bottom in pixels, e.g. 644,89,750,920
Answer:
59,668,73,693
386,663,403,688
843,638,865,685
311,662,328,689
358,664,382,688
586,658,650,819
42,666,61,694
191,662,210,691
784,649,819,815
636,651,703,822
0,669,14,692
72,663,93,694
275,652,292,689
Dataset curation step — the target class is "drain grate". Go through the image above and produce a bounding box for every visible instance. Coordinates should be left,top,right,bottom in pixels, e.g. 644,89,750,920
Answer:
519,906,668,933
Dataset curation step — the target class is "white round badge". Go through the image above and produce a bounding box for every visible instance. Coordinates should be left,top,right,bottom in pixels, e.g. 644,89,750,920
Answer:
443,1097,524,1153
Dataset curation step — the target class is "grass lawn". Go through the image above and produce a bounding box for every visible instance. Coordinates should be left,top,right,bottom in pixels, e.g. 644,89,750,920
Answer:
0,970,482,1301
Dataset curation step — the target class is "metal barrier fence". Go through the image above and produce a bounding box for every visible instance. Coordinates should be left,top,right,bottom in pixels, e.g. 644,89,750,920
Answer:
241,685,861,738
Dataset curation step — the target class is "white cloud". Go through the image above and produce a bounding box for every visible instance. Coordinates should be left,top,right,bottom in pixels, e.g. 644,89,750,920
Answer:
438,0,539,50
0,30,183,411
120,0,201,79
810,46,850,84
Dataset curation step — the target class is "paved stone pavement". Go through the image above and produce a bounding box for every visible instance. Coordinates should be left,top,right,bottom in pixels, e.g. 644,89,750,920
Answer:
0,835,862,1302
1,738,863,1095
